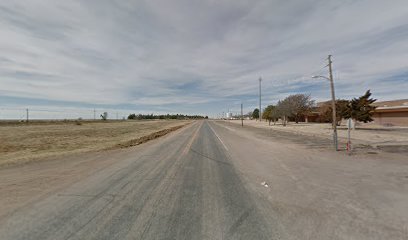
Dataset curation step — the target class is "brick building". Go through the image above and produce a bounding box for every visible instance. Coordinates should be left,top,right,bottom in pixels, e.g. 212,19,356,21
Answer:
372,99,408,126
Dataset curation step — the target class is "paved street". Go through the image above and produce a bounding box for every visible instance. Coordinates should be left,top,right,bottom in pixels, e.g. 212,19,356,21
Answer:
0,120,407,239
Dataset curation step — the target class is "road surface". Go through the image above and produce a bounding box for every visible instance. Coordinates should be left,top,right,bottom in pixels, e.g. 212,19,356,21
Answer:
0,120,407,239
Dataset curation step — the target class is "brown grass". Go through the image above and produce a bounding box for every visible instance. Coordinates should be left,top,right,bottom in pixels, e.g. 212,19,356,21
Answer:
0,120,191,167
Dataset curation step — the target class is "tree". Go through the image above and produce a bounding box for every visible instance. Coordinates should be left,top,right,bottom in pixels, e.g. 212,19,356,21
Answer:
126,113,206,120
263,105,276,125
337,99,351,121
270,106,280,125
276,99,291,126
318,99,350,124
285,94,315,123
128,113,136,120
275,94,314,126
349,90,377,123
252,108,259,120
317,102,332,123
317,90,376,126
245,111,253,119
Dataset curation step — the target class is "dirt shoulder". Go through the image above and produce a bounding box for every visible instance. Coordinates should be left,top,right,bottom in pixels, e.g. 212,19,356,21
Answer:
210,121,408,239
226,120,408,154
0,120,192,167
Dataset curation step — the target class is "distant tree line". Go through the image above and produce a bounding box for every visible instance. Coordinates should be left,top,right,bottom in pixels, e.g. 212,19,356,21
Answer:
251,90,376,126
127,113,207,120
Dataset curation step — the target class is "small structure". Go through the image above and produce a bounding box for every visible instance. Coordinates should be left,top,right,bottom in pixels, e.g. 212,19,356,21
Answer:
372,99,408,126
100,112,108,120
226,112,233,120
304,111,320,123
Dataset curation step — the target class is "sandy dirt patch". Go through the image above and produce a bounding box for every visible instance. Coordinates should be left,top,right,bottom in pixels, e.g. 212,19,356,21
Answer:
228,120,408,146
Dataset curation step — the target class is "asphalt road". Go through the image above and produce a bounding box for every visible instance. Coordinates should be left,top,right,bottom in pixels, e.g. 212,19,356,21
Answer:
1,120,407,239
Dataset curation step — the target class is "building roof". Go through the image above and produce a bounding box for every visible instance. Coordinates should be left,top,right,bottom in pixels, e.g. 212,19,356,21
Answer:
372,99,408,107
373,99,408,113
316,100,331,107
316,99,408,113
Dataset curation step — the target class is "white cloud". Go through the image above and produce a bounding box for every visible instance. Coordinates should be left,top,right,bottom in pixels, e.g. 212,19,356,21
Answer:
0,0,407,117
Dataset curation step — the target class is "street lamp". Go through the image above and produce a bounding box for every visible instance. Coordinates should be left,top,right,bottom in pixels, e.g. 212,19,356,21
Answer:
312,72,338,151
312,75,329,80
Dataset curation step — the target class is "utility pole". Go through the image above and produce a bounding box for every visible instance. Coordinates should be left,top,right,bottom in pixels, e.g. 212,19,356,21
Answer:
93,108,96,120
241,103,243,127
328,55,338,151
26,108,29,123
259,77,262,122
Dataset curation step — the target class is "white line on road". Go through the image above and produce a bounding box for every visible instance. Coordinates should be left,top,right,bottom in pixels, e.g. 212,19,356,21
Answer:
208,123,229,151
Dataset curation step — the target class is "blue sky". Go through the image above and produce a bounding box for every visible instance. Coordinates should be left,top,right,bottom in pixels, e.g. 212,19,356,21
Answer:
0,0,407,119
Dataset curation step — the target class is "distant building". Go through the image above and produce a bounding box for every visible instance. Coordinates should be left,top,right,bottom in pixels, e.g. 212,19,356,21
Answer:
372,99,408,126
305,99,408,126
226,112,233,119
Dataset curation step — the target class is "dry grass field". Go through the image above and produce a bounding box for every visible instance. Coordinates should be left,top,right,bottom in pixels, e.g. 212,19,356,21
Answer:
0,120,191,167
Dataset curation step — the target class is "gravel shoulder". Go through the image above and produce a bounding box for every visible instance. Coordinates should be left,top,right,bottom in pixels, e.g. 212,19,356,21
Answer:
227,120,408,154
211,120,408,239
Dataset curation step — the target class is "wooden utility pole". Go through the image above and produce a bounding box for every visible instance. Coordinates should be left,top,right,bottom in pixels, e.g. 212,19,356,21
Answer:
241,103,243,127
328,55,338,151
259,77,262,122
26,108,29,123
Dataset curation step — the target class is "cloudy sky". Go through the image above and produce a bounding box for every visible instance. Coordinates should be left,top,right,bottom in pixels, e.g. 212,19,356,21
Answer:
1,0,407,119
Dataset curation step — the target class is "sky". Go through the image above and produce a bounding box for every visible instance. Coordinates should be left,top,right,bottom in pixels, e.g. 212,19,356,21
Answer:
0,0,408,119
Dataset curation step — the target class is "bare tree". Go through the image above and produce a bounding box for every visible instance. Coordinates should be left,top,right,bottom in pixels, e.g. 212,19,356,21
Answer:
270,107,280,125
318,99,350,125
276,99,291,126
286,94,315,123
275,94,314,125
